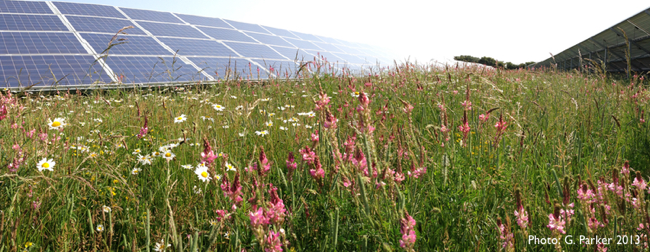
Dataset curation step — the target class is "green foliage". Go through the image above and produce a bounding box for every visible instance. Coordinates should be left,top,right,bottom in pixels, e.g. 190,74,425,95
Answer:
0,63,649,251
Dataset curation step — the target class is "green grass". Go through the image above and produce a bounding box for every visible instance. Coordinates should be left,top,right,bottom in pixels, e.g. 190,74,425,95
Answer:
1,62,649,251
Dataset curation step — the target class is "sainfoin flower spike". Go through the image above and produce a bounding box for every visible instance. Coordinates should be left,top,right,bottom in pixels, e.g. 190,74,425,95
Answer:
399,210,417,251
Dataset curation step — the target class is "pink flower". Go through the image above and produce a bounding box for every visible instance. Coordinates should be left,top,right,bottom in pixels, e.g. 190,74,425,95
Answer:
399,211,417,249
311,130,319,144
324,110,337,129
461,100,472,111
547,213,566,234
300,146,316,165
514,206,529,229
137,115,149,139
264,230,283,252
258,146,271,177
200,137,217,166
249,205,269,228
478,113,489,123
215,209,230,222
309,156,325,180
358,92,370,108
621,161,630,175
267,185,286,224
0,104,7,121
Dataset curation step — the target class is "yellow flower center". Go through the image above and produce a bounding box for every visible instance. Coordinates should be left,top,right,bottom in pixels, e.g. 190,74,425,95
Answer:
165,153,171,157
201,171,208,178
52,121,61,127
42,163,50,168
134,170,139,174
177,117,182,120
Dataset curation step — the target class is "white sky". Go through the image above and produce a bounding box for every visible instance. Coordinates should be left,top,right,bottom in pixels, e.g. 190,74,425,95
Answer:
52,0,650,64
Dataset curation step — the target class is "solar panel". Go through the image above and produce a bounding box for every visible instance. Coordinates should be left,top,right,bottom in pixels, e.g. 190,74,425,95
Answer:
81,34,170,55
197,27,257,43
312,42,344,53
245,32,294,47
189,57,256,79
223,19,270,34
252,59,297,77
159,38,235,57
313,35,342,45
0,14,68,31
174,14,231,29
331,53,366,64
304,50,343,63
291,31,324,42
0,1,394,89
0,55,109,88
223,42,285,60
0,32,86,54
260,25,299,39
271,46,315,62
67,16,146,35
282,38,322,50
120,8,182,24
136,21,208,39
53,2,125,18
1,0,52,14
103,56,200,83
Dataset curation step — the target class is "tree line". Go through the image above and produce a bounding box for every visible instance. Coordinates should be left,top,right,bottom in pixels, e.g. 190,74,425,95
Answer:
454,55,536,69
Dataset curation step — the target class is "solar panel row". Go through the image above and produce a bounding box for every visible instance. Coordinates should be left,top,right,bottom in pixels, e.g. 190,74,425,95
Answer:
0,0,393,89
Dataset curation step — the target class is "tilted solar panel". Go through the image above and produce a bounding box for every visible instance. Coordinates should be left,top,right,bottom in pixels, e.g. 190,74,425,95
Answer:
0,14,67,31
67,16,146,35
197,27,257,43
104,56,200,83
0,0,395,90
260,25,299,39
136,21,208,39
189,57,256,80
223,19,269,34
120,8,182,24
53,2,124,18
0,55,109,88
245,33,295,48
82,34,170,55
270,46,316,62
223,42,286,60
0,32,86,54
0,1,52,14
174,14,232,29
159,38,235,57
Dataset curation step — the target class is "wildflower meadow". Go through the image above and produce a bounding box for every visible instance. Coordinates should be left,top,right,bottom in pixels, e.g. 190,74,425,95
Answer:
1,60,649,251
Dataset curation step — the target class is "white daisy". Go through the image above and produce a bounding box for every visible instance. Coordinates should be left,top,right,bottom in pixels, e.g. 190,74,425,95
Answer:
235,105,244,110
132,149,142,155
225,162,236,172
181,164,193,170
96,224,104,232
162,150,175,161
238,132,245,137
214,174,222,181
280,126,287,130
137,155,152,165
193,185,202,194
195,166,211,182
351,91,361,97
131,167,141,175
255,130,269,136
153,239,171,251
174,114,187,123
103,205,112,213
94,118,103,123
36,158,55,172
47,118,66,130
213,104,225,111
265,121,273,127
201,116,214,122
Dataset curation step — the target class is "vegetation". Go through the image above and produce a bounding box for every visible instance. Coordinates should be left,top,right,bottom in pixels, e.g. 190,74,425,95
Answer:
1,60,650,251
454,55,536,69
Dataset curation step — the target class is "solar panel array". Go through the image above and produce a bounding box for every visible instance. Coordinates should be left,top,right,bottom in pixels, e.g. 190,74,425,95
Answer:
0,0,394,90
533,7,650,73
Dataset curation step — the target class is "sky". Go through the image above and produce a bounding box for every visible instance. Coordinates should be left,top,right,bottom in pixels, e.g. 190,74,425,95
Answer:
50,0,650,65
